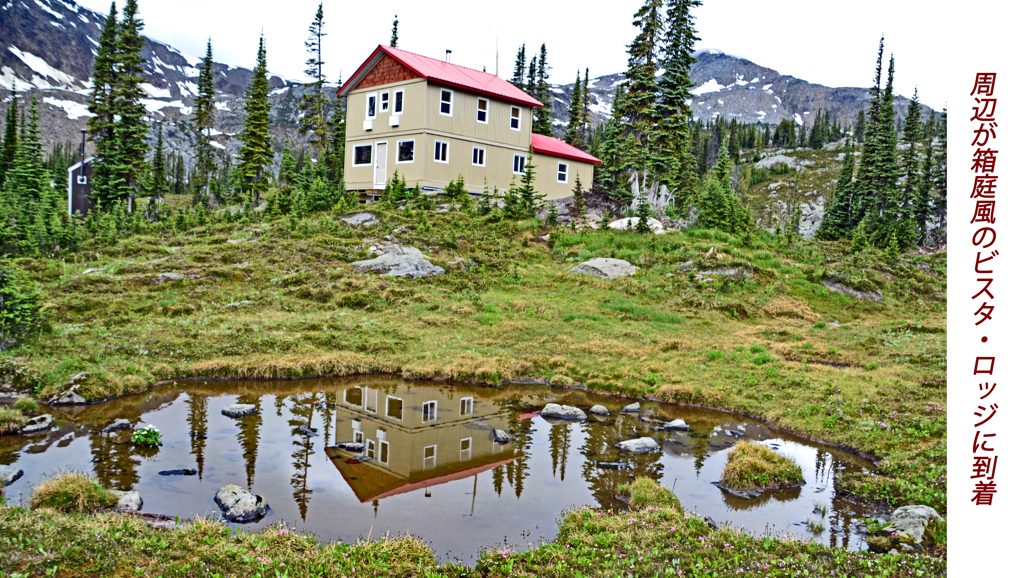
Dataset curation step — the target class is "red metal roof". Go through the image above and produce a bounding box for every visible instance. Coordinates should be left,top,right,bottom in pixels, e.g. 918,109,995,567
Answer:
339,45,543,108
531,134,602,165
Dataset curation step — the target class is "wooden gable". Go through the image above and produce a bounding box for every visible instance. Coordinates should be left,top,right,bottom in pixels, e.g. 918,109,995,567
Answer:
354,53,419,90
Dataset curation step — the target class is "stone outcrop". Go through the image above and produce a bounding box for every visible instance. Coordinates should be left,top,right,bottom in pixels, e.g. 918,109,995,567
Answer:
222,404,257,418
101,419,133,433
882,505,943,545
664,419,689,431
350,246,445,279
539,403,587,420
821,280,883,302
214,485,270,523
615,437,661,454
114,490,143,512
19,414,53,434
341,213,379,226
0,464,23,487
569,258,637,280
589,405,611,416
621,403,641,413
50,373,89,405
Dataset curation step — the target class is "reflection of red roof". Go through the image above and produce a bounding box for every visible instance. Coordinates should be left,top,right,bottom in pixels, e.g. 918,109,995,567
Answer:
531,134,602,165
339,45,543,109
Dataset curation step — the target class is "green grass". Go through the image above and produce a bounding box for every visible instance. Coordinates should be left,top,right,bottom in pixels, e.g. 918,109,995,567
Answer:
719,441,804,490
0,406,28,434
28,471,118,513
12,397,38,412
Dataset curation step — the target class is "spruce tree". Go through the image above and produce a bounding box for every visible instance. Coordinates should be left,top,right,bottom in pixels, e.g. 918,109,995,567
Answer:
597,85,630,205
913,124,934,243
390,13,399,47
107,0,149,207
150,122,167,206
622,0,664,172
511,45,526,90
816,137,856,240
238,35,273,205
194,39,216,204
532,45,553,137
579,68,591,150
86,2,119,205
565,70,583,147
0,92,17,190
300,4,331,159
514,155,540,216
327,71,347,190
572,172,587,218
526,56,537,97
899,88,922,213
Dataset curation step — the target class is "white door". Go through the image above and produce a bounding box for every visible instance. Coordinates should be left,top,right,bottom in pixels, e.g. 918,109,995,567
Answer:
374,142,388,189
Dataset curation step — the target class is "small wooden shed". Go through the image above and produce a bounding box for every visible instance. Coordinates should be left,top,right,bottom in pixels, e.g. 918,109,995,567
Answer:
67,156,94,217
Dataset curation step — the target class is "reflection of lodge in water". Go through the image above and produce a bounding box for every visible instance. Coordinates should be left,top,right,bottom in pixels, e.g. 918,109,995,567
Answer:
325,385,522,502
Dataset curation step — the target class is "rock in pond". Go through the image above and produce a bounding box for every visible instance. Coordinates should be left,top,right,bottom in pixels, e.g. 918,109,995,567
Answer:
882,505,943,544
621,403,641,413
589,405,611,416
596,461,631,470
724,429,745,437
491,429,511,444
159,469,198,476
102,419,133,433
222,404,257,418
539,404,587,421
711,481,763,500
50,373,89,405
114,490,143,512
214,485,270,523
0,464,24,486
615,437,661,454
569,258,637,280
19,414,53,434
350,245,445,279
664,419,689,431
341,213,379,227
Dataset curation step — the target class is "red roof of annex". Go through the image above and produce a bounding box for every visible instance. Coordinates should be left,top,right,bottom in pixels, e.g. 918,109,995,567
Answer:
530,134,601,165
339,45,543,109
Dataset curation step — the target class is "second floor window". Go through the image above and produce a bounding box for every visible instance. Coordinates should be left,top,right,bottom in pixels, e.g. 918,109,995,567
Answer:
510,106,521,130
440,89,452,116
366,94,376,119
394,89,404,114
380,91,390,113
423,401,437,422
472,147,486,167
477,98,488,123
460,397,474,416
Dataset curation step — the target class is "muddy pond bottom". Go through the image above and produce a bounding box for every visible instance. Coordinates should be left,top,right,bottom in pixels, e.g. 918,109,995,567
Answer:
0,377,877,562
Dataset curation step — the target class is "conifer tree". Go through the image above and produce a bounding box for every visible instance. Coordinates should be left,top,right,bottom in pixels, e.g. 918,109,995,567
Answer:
194,39,216,203
899,88,922,212
390,13,399,47
816,137,857,240
106,0,149,206
930,108,947,233
532,45,553,137
0,92,17,190
300,4,331,159
511,45,527,90
622,0,664,172
579,68,591,150
912,123,934,242
86,2,119,204
150,122,167,205
514,155,540,215
565,70,583,147
526,56,537,97
597,85,630,204
327,71,347,189
238,35,273,205
572,172,587,218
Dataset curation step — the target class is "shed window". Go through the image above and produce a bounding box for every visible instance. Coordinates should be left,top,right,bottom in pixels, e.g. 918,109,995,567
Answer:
472,147,486,167
397,139,415,163
386,396,404,421
366,94,377,119
394,89,404,114
353,145,372,166
557,162,568,183
380,91,390,113
513,154,526,174
433,140,449,163
440,89,452,116
378,440,390,464
77,175,88,185
477,98,488,123
510,106,521,130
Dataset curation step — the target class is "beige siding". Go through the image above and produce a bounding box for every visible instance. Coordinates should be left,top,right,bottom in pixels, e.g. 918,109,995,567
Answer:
532,154,595,200
423,85,533,148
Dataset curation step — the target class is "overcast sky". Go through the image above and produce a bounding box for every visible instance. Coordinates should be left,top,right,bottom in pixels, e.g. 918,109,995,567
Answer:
75,0,959,111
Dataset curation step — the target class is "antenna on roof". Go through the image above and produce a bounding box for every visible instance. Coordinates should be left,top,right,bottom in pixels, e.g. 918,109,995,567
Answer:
495,37,499,76
445,49,451,63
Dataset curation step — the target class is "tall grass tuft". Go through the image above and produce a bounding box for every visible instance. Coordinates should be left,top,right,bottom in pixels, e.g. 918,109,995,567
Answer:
720,441,803,490
29,470,118,513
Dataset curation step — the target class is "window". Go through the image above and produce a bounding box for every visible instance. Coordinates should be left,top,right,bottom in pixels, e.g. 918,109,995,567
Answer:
460,397,474,416
460,437,472,461
513,154,526,174
423,445,437,469
354,430,364,444
77,175,88,185
366,439,376,460
472,147,486,167
380,91,389,114
345,388,363,406
422,400,437,422
365,389,378,413
433,140,449,163
557,162,568,183
353,145,372,166
366,93,377,119
386,396,404,421
440,89,452,116
378,440,389,465
510,106,521,130
394,89,404,114
477,98,488,123
397,139,415,163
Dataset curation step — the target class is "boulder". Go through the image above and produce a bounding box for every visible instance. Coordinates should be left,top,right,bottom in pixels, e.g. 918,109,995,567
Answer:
335,442,364,452
153,273,187,284
664,419,689,431
596,461,631,470
0,464,23,487
724,429,745,437
491,429,511,444
569,258,637,280
341,213,379,227
50,373,90,405
821,280,883,302
113,490,143,512
101,419,133,433
694,267,752,282
621,403,641,413
882,505,944,544
222,404,257,418
712,481,763,500
589,405,611,416
615,437,661,454
214,485,270,523
539,403,587,420
350,246,445,279
19,414,53,434
296,426,319,437
608,217,665,233
159,469,198,476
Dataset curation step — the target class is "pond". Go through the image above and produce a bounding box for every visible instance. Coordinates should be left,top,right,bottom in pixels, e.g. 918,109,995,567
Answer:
0,377,877,562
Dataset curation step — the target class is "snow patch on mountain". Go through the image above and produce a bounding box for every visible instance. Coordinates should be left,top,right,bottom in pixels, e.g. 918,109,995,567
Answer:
42,96,91,119
692,78,725,96
7,45,82,89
